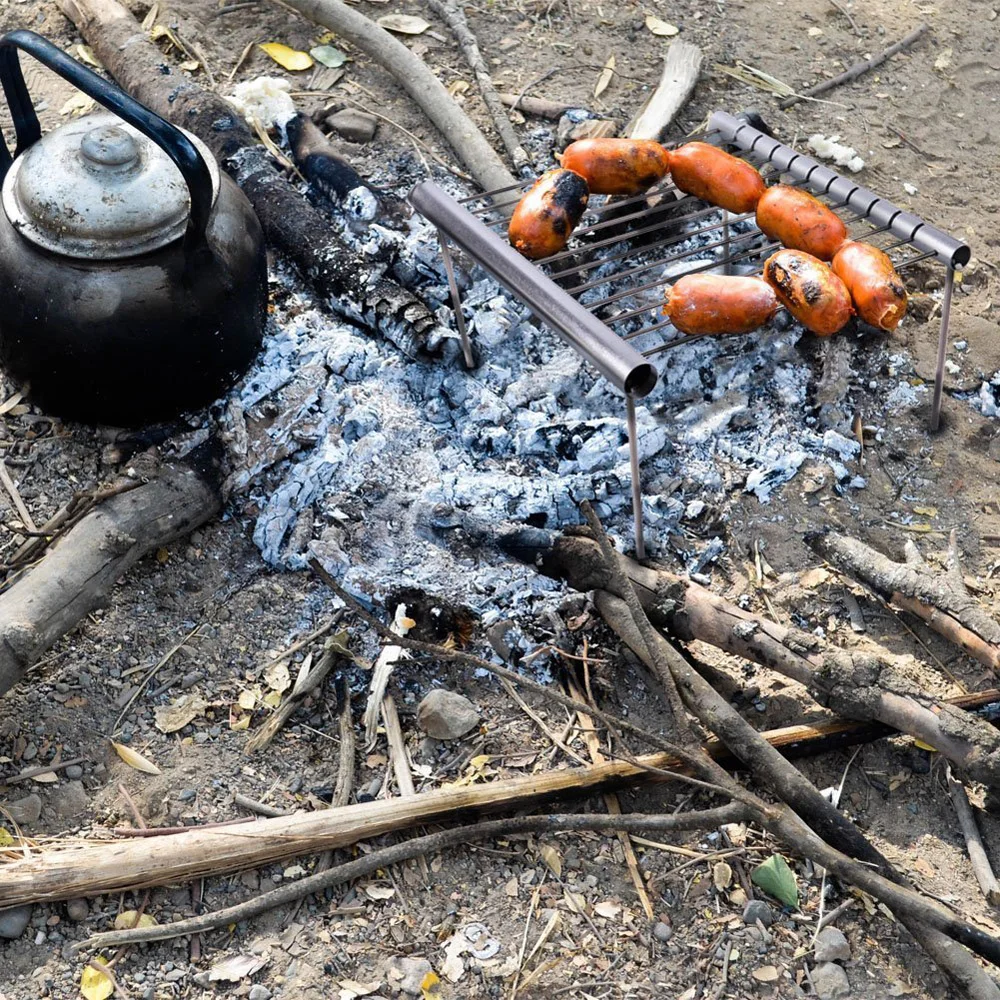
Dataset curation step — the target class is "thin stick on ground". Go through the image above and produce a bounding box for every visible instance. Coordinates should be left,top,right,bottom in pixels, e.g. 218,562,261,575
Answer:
426,0,532,172
947,765,1000,907
779,22,929,109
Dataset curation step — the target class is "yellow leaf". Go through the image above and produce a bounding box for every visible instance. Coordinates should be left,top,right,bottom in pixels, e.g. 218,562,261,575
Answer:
238,689,257,711
60,93,96,117
0,829,14,847
421,970,442,998
262,690,283,709
913,738,937,752
230,712,251,732
912,505,938,517
113,910,158,930
110,741,161,775
74,44,102,68
594,54,616,98
264,660,291,694
645,14,679,36
80,957,114,1000
259,42,314,71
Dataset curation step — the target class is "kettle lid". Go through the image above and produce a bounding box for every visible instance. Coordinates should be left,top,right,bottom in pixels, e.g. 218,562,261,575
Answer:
1,111,220,260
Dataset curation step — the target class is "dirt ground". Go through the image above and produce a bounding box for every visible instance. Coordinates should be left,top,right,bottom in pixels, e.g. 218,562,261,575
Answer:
0,0,999,997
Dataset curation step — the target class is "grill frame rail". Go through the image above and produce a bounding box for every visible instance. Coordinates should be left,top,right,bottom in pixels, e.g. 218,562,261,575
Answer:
408,109,969,558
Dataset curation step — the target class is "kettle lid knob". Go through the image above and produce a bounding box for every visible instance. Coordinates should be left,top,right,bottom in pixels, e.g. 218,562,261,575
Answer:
80,125,140,170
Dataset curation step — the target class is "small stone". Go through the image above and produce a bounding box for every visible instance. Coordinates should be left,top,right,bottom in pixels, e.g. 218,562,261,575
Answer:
814,926,851,963
0,904,32,939
742,900,774,927
192,972,211,988
177,788,197,803
164,969,186,982
324,108,377,143
5,793,41,826
65,899,89,922
64,764,84,780
415,689,479,740
652,921,672,943
54,781,88,819
812,961,851,999
385,956,433,996
248,987,272,1000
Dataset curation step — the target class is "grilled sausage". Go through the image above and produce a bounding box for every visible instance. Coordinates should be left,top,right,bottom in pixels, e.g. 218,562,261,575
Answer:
560,138,671,196
669,142,766,214
831,241,908,331
755,185,847,261
664,274,779,336
508,169,590,259
763,249,854,336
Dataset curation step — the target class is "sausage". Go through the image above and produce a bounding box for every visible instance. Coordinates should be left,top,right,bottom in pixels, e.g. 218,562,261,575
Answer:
831,241,908,331
763,249,854,337
755,185,847,261
668,142,766,214
663,274,779,336
560,138,671,196
508,169,590,260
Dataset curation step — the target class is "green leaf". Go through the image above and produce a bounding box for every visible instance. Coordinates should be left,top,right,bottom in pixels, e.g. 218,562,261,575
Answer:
310,45,349,68
750,854,799,908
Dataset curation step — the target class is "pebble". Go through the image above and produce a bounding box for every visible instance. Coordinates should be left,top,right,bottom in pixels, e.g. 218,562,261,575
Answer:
164,969,186,982
385,955,433,996
742,899,774,927
192,972,211,988
5,793,41,826
177,788,197,803
811,961,851,998
415,689,480,740
54,781,89,819
65,899,89,922
0,904,33,939
652,921,673,943
248,987,272,1000
324,108,378,143
64,764,84,780
814,926,851,963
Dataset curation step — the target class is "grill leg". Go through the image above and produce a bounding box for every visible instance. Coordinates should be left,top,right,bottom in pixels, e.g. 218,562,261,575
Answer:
930,265,956,432
438,230,475,369
722,209,732,276
625,394,646,560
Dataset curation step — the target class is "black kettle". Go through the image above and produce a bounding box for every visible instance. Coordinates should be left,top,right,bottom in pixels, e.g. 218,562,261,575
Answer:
0,30,268,426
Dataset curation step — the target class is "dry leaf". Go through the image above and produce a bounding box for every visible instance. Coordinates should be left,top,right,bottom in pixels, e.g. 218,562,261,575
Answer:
229,710,251,732
645,14,679,36
538,843,562,877
262,690,282,709
60,93,96,117
364,884,396,900
421,971,442,998
504,877,519,898
74,44,102,68
913,505,938,517
114,910,158,930
752,965,780,982
713,862,733,890
448,79,471,100
111,741,161,775
238,689,257,711
338,980,382,999
934,47,952,71
912,857,936,879
154,693,207,734
593,900,621,920
310,44,349,68
799,567,831,589
208,954,267,982
377,14,430,34
594,53,616,98
264,660,291,694
80,957,114,1000
30,768,59,784
259,42,314,71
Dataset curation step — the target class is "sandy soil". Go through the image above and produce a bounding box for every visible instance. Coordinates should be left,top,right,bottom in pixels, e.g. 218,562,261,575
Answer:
0,0,999,998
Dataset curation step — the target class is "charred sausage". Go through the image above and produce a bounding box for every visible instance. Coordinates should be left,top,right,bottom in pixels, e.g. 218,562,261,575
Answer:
508,169,590,260
755,185,847,261
560,138,671,196
664,274,779,336
763,249,854,336
831,241,908,331
669,142,766,214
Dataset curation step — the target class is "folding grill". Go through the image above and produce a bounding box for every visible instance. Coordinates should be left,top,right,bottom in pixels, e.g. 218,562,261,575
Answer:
408,110,970,558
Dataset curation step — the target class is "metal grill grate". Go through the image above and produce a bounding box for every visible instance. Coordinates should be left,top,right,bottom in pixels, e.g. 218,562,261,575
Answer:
408,110,970,557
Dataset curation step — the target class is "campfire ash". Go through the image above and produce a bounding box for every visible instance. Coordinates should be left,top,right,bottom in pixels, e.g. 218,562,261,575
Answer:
223,169,940,619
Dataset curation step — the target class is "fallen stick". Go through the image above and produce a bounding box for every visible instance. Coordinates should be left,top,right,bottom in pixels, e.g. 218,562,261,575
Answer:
947,765,1000,907
0,456,221,699
627,40,704,140
498,92,579,120
274,0,517,194
75,807,747,950
779,22,929,110
426,0,532,172
3,700,982,907
510,530,1000,791
58,0,445,361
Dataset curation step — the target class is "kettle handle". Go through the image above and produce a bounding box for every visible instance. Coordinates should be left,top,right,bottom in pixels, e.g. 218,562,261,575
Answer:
0,29,214,241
